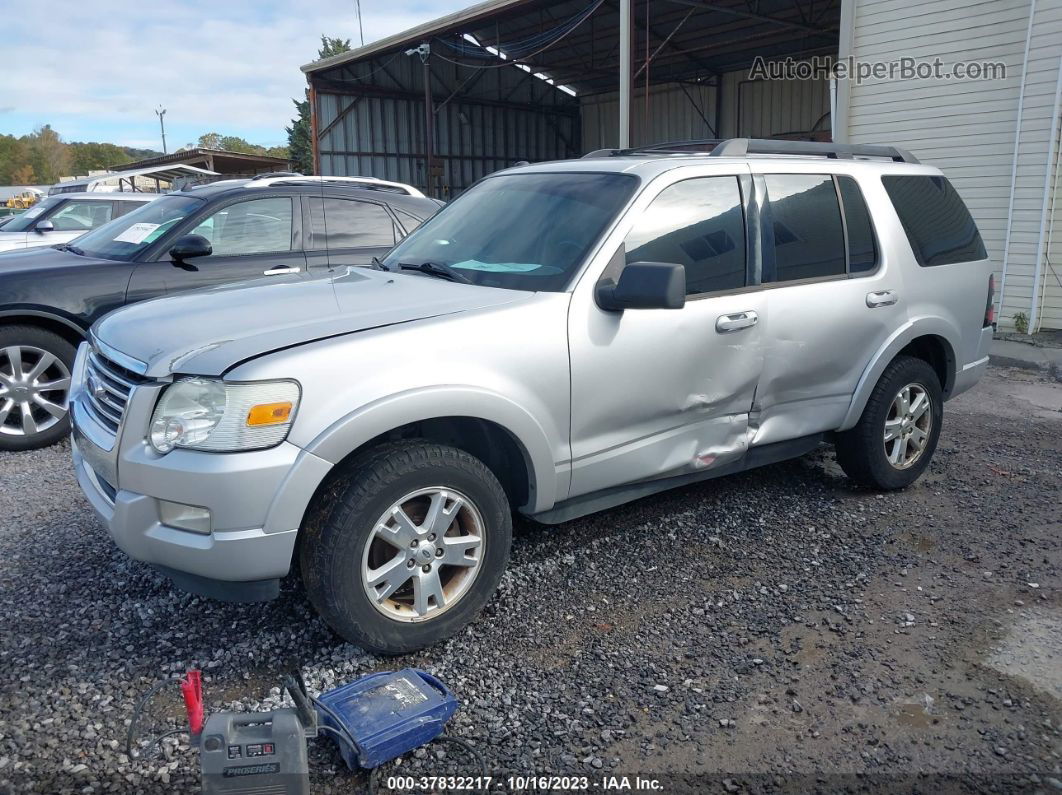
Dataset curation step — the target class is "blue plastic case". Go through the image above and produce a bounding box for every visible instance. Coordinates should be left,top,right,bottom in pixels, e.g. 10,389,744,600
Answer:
315,669,458,769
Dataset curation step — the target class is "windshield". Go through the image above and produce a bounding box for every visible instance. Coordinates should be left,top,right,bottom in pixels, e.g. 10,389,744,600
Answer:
3,197,64,232
73,195,204,261
381,172,639,291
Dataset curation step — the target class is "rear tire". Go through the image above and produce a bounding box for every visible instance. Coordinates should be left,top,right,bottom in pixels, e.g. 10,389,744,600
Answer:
301,440,512,654
0,325,77,452
835,355,943,490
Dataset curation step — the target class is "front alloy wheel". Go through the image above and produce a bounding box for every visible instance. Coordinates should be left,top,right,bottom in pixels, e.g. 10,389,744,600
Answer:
302,440,512,654
0,326,76,451
362,487,485,622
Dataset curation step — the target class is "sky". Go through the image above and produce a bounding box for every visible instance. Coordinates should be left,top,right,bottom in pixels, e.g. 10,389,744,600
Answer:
0,0,466,150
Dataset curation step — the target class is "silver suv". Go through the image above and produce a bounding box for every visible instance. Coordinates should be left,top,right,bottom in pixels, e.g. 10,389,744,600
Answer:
70,139,994,653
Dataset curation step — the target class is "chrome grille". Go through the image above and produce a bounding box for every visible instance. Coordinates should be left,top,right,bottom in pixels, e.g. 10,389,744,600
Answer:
82,350,149,433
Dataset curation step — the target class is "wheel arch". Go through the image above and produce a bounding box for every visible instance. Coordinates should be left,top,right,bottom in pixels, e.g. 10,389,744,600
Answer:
840,319,959,431
301,387,559,515
0,310,87,350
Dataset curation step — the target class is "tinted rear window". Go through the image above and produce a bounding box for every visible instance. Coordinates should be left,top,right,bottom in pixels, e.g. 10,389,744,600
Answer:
882,175,986,266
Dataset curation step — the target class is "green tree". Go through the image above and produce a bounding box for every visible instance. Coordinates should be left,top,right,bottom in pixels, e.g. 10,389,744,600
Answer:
68,141,133,173
0,134,32,185
287,98,313,175
11,164,36,185
318,35,352,59
197,132,224,149
286,35,353,175
218,135,264,155
26,125,71,184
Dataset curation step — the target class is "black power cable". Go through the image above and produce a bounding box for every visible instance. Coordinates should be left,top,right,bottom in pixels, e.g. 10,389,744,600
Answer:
126,678,188,760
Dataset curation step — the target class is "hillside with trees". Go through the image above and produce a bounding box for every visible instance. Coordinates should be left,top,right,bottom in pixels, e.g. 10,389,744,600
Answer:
0,126,291,186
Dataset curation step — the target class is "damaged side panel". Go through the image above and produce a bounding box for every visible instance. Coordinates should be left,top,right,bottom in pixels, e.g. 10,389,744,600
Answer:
567,289,768,499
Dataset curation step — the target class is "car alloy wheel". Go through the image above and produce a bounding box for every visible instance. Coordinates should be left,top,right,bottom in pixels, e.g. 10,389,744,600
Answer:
883,382,932,470
0,345,72,438
361,487,485,622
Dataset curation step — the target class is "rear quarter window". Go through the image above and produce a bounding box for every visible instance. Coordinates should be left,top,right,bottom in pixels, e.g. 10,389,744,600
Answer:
882,175,986,266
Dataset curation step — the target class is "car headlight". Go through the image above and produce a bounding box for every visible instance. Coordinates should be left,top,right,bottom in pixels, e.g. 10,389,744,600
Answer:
149,378,300,454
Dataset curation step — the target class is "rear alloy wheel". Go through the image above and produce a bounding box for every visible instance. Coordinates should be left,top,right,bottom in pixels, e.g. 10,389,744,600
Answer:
0,326,76,451
883,383,933,469
835,355,943,490
302,440,512,654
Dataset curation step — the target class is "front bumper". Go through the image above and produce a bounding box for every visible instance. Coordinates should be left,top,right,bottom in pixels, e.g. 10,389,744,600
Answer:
70,352,332,597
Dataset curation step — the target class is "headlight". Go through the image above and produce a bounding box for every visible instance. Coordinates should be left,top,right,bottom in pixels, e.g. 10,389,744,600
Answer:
149,378,300,454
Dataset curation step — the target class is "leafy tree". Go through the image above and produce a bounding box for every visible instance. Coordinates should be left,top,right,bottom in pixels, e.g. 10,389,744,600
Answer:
11,164,36,184
197,132,224,150
318,35,352,59
26,125,72,184
286,35,353,175
287,98,313,175
68,141,133,173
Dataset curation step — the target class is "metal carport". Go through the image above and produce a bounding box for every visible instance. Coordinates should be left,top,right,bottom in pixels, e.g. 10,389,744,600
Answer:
301,0,841,198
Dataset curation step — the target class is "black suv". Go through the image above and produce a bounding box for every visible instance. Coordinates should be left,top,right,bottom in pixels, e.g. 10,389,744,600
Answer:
0,175,442,450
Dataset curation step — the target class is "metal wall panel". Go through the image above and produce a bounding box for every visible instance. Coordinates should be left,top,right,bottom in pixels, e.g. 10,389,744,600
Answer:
314,55,579,198
580,68,831,152
718,68,831,138
580,82,719,151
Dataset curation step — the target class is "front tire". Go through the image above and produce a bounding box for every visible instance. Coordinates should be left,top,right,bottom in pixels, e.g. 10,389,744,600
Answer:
0,325,76,452
835,355,943,490
301,440,512,654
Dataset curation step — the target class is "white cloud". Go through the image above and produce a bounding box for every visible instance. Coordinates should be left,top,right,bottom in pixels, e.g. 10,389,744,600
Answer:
0,0,467,146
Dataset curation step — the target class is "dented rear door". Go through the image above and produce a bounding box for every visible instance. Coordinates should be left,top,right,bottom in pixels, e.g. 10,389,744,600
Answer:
567,169,764,498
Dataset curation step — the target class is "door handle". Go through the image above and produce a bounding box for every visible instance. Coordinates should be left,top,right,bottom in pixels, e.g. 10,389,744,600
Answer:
716,310,759,333
263,265,302,276
866,290,898,307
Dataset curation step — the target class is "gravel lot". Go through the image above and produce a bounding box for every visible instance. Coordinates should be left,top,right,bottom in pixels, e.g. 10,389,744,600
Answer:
1,365,1060,794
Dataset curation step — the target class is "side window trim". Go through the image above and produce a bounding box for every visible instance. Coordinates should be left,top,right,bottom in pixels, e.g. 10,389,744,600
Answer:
833,176,852,275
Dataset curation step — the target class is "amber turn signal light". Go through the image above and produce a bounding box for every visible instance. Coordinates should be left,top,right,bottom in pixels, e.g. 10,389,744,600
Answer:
246,402,293,426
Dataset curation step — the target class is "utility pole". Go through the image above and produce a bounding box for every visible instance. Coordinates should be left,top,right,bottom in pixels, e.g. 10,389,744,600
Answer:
618,0,631,149
354,0,365,46
155,106,168,154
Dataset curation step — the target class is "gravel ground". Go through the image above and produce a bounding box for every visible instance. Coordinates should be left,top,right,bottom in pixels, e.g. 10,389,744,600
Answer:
0,365,1060,794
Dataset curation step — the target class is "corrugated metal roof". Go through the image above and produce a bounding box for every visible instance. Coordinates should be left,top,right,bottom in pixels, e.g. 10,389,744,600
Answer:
302,0,533,73
303,0,839,96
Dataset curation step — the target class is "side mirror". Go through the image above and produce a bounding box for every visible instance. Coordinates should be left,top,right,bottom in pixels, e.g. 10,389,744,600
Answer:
595,261,685,311
34,220,54,234
169,234,212,261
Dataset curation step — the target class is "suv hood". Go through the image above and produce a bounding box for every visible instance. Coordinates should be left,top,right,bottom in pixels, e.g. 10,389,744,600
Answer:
93,268,530,377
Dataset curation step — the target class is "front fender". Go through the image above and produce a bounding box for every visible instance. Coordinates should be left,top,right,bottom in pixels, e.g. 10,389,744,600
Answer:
839,315,959,431
302,385,560,514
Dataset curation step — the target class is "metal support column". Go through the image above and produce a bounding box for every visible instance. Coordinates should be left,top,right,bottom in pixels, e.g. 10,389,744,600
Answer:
619,0,631,148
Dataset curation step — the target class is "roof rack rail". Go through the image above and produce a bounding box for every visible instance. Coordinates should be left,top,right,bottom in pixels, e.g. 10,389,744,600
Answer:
244,174,426,197
583,138,919,163
251,171,303,180
709,138,919,163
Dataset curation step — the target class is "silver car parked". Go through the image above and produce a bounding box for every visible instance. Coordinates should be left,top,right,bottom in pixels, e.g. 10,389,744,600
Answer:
70,139,994,653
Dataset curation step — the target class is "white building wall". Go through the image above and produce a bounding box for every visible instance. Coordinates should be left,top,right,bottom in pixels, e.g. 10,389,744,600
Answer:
837,0,1062,331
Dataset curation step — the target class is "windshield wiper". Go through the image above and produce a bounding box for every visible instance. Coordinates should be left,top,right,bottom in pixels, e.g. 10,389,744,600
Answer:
54,243,85,256
396,261,471,284
370,256,392,271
